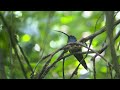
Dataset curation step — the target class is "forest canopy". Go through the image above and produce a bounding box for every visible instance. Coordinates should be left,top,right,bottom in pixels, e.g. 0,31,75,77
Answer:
0,11,120,79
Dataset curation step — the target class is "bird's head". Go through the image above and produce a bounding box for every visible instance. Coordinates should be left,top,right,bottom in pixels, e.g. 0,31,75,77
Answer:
55,30,77,43
67,35,77,43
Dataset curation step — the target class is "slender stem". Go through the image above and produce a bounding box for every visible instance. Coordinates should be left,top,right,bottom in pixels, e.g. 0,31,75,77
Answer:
93,58,96,79
63,58,65,79
70,63,80,79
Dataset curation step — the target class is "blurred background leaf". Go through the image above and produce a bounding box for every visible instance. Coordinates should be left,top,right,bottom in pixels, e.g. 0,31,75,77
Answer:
0,11,120,79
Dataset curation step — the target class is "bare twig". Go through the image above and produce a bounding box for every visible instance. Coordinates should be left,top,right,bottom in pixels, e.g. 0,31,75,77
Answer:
79,26,105,42
109,64,113,79
18,44,34,75
38,11,55,68
70,63,80,79
90,28,120,78
30,53,52,78
41,54,52,61
63,58,65,79
79,19,120,43
38,50,66,79
94,13,104,32
32,12,55,78
37,45,68,78
88,13,103,79
92,57,96,79
33,44,66,78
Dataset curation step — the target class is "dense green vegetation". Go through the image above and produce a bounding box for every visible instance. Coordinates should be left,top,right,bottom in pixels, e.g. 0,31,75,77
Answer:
0,11,120,79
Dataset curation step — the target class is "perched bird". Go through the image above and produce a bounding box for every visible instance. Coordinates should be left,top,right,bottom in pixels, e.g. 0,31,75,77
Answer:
56,31,88,70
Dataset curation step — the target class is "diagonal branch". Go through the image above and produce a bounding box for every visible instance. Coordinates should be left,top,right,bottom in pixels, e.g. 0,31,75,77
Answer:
79,19,120,43
38,50,66,79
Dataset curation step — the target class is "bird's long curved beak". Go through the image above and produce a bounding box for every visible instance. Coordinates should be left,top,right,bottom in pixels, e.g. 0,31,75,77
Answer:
55,30,69,37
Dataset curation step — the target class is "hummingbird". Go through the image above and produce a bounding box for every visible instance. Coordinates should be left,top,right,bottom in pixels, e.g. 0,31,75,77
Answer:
56,31,88,70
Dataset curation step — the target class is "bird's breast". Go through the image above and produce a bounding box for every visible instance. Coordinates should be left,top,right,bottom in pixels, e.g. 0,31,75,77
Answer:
69,45,82,55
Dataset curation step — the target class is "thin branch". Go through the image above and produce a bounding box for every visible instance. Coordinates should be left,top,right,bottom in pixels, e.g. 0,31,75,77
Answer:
38,11,55,69
18,44,34,75
31,12,56,78
37,45,67,78
41,54,52,61
94,13,104,32
79,19,120,43
37,55,53,79
38,50,66,79
0,12,28,79
70,63,80,79
90,28,120,78
14,48,28,78
63,58,65,79
30,53,52,78
108,64,113,79
90,14,103,79
93,57,96,79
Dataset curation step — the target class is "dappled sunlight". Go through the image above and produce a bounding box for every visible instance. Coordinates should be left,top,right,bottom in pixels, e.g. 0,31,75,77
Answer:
0,11,120,79
21,34,31,42
34,44,40,52
50,40,57,48
14,11,22,18
116,11,120,20
82,11,93,18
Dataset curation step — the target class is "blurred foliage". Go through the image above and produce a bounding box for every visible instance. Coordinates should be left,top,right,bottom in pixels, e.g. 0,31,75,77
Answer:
0,11,120,79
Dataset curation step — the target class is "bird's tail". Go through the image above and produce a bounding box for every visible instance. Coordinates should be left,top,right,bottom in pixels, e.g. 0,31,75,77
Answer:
81,60,88,70
74,54,88,70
